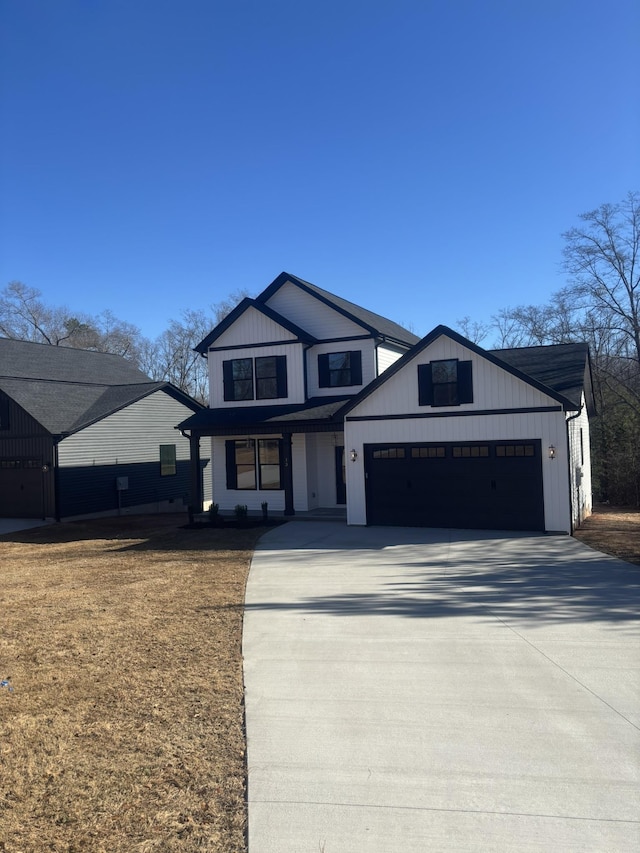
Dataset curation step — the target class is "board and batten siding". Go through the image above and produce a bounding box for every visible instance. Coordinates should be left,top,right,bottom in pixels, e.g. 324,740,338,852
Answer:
264,280,368,340
344,335,573,532
209,305,299,349
350,337,565,419
306,340,376,398
345,410,570,531
208,342,305,407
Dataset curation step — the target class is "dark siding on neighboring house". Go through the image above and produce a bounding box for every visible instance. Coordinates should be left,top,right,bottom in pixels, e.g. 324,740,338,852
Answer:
0,394,56,517
57,459,194,517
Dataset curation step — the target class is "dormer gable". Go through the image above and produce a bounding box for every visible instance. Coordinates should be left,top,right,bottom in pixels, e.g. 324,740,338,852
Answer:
195,298,316,353
257,272,420,347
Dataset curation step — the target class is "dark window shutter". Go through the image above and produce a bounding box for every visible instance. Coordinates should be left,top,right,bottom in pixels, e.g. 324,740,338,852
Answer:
458,361,473,403
418,364,433,406
223,360,234,401
318,353,330,387
350,351,362,385
225,440,237,489
275,356,288,398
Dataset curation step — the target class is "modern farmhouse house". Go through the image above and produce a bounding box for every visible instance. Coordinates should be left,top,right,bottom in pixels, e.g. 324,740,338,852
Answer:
179,272,594,533
0,338,207,520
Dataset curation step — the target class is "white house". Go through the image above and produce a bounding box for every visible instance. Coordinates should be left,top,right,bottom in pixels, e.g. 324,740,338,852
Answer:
179,273,594,533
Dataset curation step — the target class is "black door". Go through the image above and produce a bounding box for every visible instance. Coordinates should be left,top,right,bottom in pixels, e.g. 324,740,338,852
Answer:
365,441,544,531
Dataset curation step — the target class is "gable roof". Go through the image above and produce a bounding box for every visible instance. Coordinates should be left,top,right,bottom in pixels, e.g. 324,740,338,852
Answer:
195,297,317,354
258,272,421,347
0,338,201,436
339,325,594,416
489,343,595,415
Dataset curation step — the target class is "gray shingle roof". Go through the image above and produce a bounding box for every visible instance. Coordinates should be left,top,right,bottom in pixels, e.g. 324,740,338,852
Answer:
490,343,592,411
259,273,421,347
0,338,197,435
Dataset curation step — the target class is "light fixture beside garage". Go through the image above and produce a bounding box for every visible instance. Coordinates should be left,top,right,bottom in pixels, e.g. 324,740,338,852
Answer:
350,449,358,462
548,445,556,460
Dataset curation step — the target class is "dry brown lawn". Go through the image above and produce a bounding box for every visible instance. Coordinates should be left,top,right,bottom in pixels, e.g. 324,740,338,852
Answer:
574,505,640,567
1,507,638,853
0,514,268,853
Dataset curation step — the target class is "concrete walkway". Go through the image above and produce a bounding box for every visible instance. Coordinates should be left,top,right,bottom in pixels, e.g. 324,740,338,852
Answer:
243,523,640,852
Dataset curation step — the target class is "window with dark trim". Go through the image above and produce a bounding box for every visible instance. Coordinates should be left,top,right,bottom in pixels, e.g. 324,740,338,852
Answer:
318,351,363,388
160,444,177,476
223,356,287,401
225,439,282,490
418,359,473,407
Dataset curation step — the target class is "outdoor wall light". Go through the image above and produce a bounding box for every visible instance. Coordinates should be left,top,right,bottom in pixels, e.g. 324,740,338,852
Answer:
350,449,358,462
548,445,556,460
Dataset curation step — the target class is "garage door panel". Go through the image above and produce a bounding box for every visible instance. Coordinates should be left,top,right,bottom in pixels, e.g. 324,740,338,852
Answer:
365,442,544,531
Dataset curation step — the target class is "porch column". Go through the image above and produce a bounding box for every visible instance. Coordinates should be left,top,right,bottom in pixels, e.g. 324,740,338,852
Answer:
282,431,295,516
188,432,203,519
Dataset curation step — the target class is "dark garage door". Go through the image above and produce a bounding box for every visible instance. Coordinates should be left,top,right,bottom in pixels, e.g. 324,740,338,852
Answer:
0,460,45,518
365,441,544,531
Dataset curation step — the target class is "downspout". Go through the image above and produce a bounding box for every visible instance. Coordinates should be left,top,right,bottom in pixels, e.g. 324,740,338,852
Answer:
53,439,61,522
565,405,584,535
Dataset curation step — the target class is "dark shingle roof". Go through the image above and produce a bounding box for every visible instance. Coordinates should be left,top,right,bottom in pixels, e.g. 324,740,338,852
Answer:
0,337,151,384
490,343,592,411
178,396,350,434
0,338,199,435
258,273,421,347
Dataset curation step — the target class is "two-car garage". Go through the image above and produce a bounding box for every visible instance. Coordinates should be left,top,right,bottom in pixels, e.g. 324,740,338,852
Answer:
364,440,545,531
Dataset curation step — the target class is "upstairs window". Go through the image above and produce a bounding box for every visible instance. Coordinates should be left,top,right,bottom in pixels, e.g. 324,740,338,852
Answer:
223,356,287,401
418,359,473,407
318,351,363,388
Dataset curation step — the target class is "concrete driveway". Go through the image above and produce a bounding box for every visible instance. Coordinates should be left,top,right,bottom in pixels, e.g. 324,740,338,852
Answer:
0,518,51,535
243,523,640,852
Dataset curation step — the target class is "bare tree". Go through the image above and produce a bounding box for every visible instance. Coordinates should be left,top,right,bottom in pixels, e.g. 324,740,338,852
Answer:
487,192,640,503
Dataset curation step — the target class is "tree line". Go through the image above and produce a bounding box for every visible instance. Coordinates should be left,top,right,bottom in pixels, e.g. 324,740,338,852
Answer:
2,192,638,504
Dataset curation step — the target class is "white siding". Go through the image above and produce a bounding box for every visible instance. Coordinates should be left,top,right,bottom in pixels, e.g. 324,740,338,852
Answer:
265,280,367,339
58,392,193,467
377,344,405,375
344,334,574,532
345,411,570,532
567,395,592,528
211,305,298,348
308,432,344,507
210,432,343,512
211,434,286,512
306,340,376,398
351,337,563,418
208,342,305,407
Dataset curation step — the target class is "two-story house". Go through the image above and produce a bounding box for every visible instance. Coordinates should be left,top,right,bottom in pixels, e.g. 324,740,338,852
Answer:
179,272,594,533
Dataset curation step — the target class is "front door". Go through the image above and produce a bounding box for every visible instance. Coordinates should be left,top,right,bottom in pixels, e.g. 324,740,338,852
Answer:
335,446,346,505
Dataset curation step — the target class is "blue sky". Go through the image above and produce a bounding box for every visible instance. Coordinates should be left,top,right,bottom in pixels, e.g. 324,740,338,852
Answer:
1,0,638,342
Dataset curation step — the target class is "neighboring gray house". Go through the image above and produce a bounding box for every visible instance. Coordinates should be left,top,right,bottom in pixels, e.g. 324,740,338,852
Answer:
179,272,595,533
0,338,207,520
